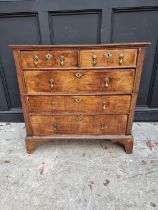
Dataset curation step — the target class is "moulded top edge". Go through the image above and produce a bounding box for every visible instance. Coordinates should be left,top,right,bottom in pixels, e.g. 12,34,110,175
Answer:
9,42,150,49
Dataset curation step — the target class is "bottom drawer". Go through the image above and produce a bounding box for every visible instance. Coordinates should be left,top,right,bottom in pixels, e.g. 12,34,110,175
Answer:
30,114,127,136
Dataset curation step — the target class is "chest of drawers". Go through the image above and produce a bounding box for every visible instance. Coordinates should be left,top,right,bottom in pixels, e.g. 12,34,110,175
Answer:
10,43,149,154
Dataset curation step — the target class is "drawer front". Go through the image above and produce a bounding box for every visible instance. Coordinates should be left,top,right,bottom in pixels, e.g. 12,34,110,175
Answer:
24,70,134,94
21,50,77,68
79,49,137,67
27,95,130,114
30,114,127,136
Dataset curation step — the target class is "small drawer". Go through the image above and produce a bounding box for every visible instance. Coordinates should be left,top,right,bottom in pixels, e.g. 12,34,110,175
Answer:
21,50,78,68
27,95,131,114
30,114,128,136
79,49,137,67
24,69,134,94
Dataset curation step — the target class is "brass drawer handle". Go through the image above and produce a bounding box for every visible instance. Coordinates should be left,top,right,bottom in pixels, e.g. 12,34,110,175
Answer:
50,79,55,89
119,53,124,64
74,72,82,78
100,122,107,130
102,101,106,110
75,115,82,122
51,101,55,110
60,55,65,66
53,123,58,131
45,53,53,61
33,55,39,65
74,98,81,104
104,52,112,59
92,54,97,66
104,78,110,88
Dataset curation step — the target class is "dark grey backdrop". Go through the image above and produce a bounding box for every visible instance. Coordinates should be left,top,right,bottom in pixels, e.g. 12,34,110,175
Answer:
0,0,158,122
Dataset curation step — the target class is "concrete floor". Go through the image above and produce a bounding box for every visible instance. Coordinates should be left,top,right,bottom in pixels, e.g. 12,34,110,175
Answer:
0,122,158,210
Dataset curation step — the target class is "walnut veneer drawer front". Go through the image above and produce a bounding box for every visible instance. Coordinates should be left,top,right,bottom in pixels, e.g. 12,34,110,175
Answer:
21,50,78,68
30,115,127,136
27,95,131,114
24,70,134,94
79,49,137,67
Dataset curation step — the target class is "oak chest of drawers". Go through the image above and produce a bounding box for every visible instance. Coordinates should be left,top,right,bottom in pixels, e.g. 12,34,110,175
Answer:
10,43,149,154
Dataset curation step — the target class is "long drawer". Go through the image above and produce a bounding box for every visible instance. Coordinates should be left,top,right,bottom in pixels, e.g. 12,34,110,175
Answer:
24,69,134,94
30,114,128,136
26,95,131,114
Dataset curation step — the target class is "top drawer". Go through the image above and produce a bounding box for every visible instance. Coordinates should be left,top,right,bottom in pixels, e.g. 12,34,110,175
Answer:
21,50,78,68
79,49,137,67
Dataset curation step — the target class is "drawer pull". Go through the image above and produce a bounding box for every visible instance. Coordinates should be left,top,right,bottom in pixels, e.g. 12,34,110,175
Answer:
104,78,110,88
53,123,58,131
102,101,106,110
33,55,39,65
74,72,82,78
100,122,107,130
92,54,97,66
60,55,65,66
104,52,112,59
45,53,53,61
75,115,82,122
51,101,55,110
119,53,124,64
50,79,55,89
74,98,81,104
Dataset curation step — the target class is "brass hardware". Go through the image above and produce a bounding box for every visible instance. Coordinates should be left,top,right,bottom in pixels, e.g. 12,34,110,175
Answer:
102,101,106,110
92,54,97,65
50,79,55,89
45,53,53,61
33,55,39,65
74,98,81,104
26,96,29,101
75,115,82,122
60,55,65,66
119,53,124,64
51,101,55,110
53,123,58,131
104,78,110,88
104,52,112,59
100,122,107,130
74,72,82,78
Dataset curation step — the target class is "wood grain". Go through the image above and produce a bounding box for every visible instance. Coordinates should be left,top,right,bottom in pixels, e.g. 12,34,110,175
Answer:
24,69,135,94
21,50,78,68
80,49,137,67
30,114,128,136
27,95,131,114
10,43,149,154
133,48,146,93
126,48,146,134
9,42,150,50
12,50,32,135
